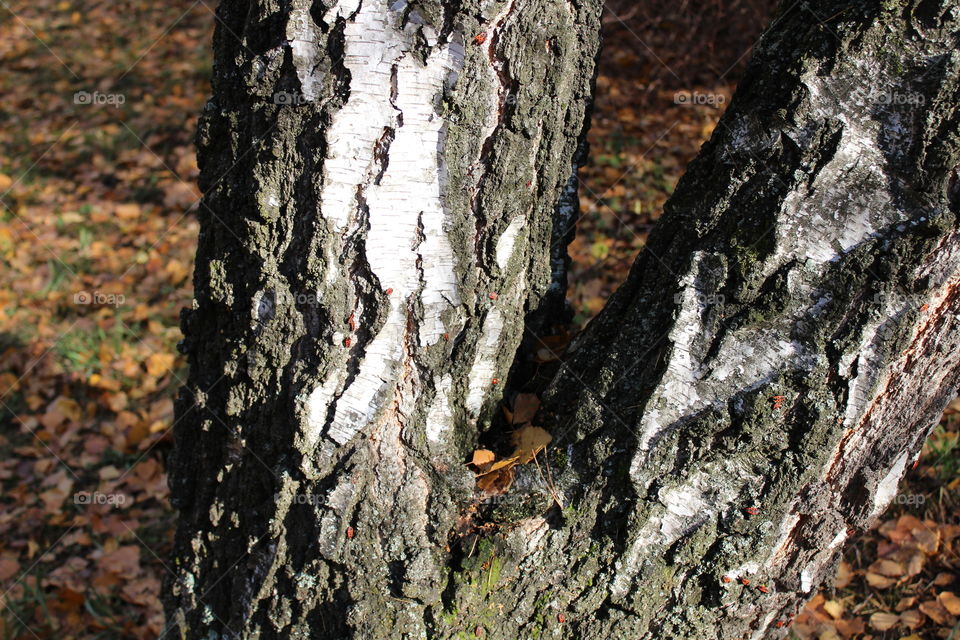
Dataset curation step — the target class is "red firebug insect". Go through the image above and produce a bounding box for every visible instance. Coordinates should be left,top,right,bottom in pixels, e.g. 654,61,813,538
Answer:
772,395,785,410
473,32,487,45
491,378,498,385
348,313,356,331
740,578,750,585
346,526,355,539
385,288,393,295
489,292,498,300
744,507,759,516
557,614,566,623
443,332,450,341
920,303,929,312
721,576,732,583
344,337,352,347
775,621,785,628
758,585,769,593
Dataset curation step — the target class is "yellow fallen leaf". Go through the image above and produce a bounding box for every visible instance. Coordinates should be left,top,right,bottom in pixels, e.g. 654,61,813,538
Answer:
0,173,11,191
823,599,844,619
471,449,495,467
145,352,175,376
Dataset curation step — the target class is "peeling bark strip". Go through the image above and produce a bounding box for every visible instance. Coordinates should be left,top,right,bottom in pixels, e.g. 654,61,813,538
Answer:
166,0,601,637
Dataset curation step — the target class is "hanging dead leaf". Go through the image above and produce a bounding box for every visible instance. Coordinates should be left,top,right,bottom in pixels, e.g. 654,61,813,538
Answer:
511,394,540,424
511,425,551,463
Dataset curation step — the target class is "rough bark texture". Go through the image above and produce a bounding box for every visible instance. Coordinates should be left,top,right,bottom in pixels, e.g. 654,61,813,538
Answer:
166,0,601,637
534,1,960,638
166,0,960,639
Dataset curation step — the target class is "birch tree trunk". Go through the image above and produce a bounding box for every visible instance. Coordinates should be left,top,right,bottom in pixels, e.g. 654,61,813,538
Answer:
166,0,960,639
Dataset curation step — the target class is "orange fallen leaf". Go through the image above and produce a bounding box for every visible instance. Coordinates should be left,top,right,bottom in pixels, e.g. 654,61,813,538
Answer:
470,449,496,470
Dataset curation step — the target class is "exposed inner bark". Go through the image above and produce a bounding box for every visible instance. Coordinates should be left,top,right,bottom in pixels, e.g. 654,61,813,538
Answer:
166,0,960,638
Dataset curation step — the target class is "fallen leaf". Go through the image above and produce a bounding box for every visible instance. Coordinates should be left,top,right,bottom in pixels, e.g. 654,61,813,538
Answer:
866,572,896,589
834,561,853,589
0,556,19,581
899,609,923,629
470,450,495,470
918,599,952,625
939,591,960,615
511,425,551,464
145,352,175,376
823,599,844,619
868,611,898,631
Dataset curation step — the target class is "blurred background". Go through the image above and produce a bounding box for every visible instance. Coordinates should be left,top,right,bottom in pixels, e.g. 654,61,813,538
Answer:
0,1,958,638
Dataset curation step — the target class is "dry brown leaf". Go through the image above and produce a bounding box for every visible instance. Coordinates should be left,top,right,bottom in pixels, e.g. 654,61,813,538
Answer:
511,394,541,424
899,609,923,629
511,425,551,463
918,599,952,625
866,571,896,589
99,545,141,579
476,467,513,495
938,591,960,615
911,526,939,554
870,558,905,578
934,572,955,586
833,616,864,637
834,561,853,589
0,556,19,581
896,596,917,611
868,612,898,631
